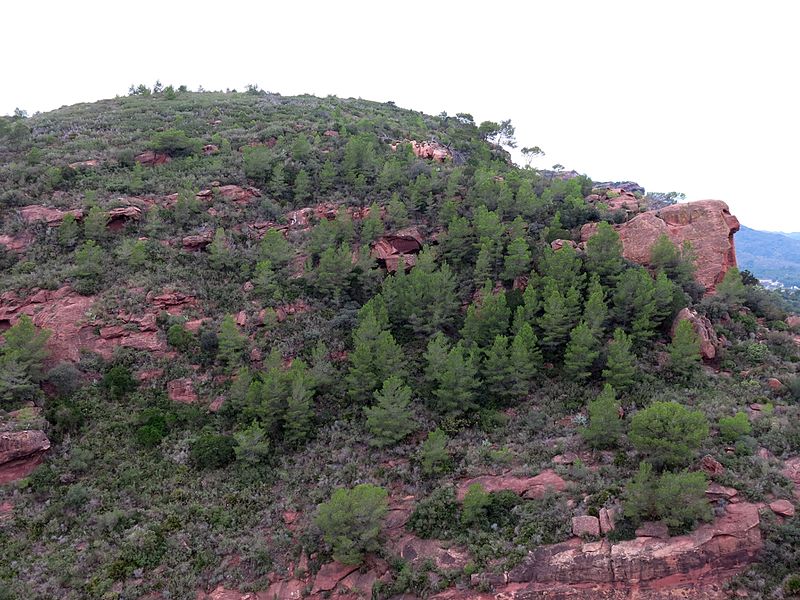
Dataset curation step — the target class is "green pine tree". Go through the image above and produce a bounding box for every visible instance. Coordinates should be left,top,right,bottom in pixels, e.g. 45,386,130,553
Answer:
563,322,600,381
363,375,416,447
284,360,315,446
602,328,637,390
669,319,701,379
501,236,532,281
217,315,246,370
581,383,624,449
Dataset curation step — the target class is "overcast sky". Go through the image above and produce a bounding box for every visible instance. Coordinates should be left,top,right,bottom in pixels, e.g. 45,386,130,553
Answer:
3,1,798,231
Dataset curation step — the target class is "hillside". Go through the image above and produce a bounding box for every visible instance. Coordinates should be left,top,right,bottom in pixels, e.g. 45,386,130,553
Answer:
1,88,799,600
737,226,800,287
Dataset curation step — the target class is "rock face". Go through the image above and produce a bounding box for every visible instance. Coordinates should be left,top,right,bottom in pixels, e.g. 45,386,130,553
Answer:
0,286,175,364
410,140,452,162
496,502,761,599
167,378,198,404
581,200,740,292
671,307,722,360
456,470,567,501
0,430,51,484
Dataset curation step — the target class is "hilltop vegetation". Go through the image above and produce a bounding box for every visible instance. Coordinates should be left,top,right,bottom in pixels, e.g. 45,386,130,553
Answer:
0,87,799,600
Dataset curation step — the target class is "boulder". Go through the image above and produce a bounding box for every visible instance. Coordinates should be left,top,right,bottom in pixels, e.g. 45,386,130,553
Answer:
598,508,616,534
786,315,800,329
18,205,84,226
781,457,800,499
767,377,784,392
106,206,142,230
671,307,721,360
202,144,219,155
706,482,738,502
572,516,600,537
0,430,50,484
769,499,795,518
698,454,725,476
581,200,739,292
135,150,171,166
408,140,452,162
182,230,214,250
372,227,424,272
167,378,198,404
216,184,261,205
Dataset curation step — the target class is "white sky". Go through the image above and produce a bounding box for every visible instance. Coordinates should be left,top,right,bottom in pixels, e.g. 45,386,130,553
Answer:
3,1,798,232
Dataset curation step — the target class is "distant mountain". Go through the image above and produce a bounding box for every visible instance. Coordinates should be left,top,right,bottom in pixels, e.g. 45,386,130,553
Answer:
777,232,800,240
737,225,800,286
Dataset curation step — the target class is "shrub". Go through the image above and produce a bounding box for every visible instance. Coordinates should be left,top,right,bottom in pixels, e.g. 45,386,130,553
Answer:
629,401,708,468
407,487,459,539
190,433,236,469
315,484,388,565
167,323,194,351
150,129,202,157
461,483,490,528
418,428,452,476
718,411,751,443
46,362,82,397
102,365,137,400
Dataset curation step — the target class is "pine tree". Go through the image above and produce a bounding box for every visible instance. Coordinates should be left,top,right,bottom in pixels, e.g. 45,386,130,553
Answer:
360,203,383,243
581,383,624,449
613,268,657,345
1,314,51,381
585,221,624,284
319,159,336,192
58,213,80,247
538,243,585,295
669,319,701,379
83,205,108,241
233,422,271,465
423,332,451,395
253,259,280,302
653,271,678,327
602,328,637,390
430,342,479,416
293,169,312,203
482,335,514,405
284,360,315,446
346,309,405,403
716,267,746,307
538,280,580,355
260,228,293,272
315,243,352,299
512,277,541,331
363,375,416,447
440,215,474,268
0,356,38,407
208,228,234,271
462,282,510,349
508,322,542,397
419,428,452,475
563,322,600,381
473,239,496,286
583,275,608,336
217,315,246,370
501,236,532,281
270,163,288,198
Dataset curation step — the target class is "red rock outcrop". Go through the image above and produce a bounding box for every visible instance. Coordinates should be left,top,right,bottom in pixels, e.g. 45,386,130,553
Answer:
572,516,600,537
167,378,198,404
456,470,567,501
371,227,425,273
769,499,795,517
0,430,50,484
182,230,214,250
409,140,452,162
18,205,84,226
581,200,739,292
0,286,177,364
0,232,33,252
464,502,762,599
135,151,171,166
671,307,721,360
107,206,142,230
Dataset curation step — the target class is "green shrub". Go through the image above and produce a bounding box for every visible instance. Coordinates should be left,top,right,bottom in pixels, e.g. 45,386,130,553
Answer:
461,483,490,528
102,365,137,400
45,362,82,397
190,434,236,469
629,401,708,468
314,484,388,565
418,428,452,476
150,129,202,157
167,323,194,351
718,411,751,443
407,487,459,539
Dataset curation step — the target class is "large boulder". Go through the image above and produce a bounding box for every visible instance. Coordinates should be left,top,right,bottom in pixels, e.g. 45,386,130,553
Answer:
670,307,722,360
456,470,567,501
18,205,84,226
0,430,50,484
581,200,739,292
